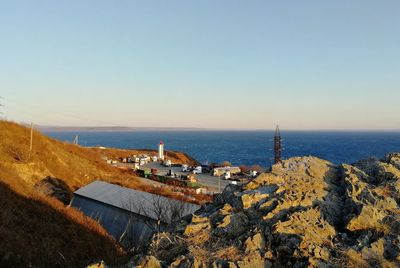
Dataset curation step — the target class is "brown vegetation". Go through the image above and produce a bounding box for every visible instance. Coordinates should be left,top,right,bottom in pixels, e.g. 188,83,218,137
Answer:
0,120,205,201
0,182,126,267
0,120,205,267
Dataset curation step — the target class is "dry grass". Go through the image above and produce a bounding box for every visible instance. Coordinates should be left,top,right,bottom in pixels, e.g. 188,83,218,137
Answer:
213,246,242,261
0,120,205,267
0,182,126,267
343,249,370,268
0,120,205,201
0,121,138,189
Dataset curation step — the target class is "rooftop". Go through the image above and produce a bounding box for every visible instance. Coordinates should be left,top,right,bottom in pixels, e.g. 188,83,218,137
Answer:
73,181,200,222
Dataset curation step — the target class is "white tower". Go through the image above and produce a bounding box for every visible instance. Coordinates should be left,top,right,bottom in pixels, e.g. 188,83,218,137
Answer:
158,141,164,160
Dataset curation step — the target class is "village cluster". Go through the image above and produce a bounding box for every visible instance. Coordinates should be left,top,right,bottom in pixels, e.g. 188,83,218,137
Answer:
70,141,268,250
105,141,259,193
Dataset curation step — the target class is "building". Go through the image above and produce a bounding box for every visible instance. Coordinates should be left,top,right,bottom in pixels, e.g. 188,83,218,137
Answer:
212,166,241,177
132,154,151,166
158,141,164,160
70,181,200,248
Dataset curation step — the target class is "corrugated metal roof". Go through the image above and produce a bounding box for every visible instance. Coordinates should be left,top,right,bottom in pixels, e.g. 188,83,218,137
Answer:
73,180,200,222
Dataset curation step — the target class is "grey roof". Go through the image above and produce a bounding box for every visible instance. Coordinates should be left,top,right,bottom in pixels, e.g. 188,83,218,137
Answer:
73,180,200,222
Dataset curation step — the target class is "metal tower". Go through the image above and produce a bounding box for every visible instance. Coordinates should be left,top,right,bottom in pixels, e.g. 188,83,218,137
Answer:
274,125,282,164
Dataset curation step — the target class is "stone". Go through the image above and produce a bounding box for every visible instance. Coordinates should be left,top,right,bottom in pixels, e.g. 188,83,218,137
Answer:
184,215,211,236
237,251,272,268
343,164,400,234
193,257,207,268
170,256,189,268
275,208,336,249
258,198,278,213
313,246,330,261
221,184,243,209
244,232,265,253
354,158,400,184
241,188,270,209
136,255,162,268
384,153,400,170
214,212,249,237
211,259,228,268
87,261,108,268
130,155,400,268
34,176,72,205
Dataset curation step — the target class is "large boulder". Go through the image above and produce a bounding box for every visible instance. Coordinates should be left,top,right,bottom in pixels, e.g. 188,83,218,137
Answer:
342,164,400,234
384,153,400,170
237,251,272,268
244,232,265,253
136,255,163,268
240,185,277,209
275,208,335,251
184,215,212,244
34,176,72,204
354,158,400,184
213,212,249,237
247,157,342,227
221,184,243,209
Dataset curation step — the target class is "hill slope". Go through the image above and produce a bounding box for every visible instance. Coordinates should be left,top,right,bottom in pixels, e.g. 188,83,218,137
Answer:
0,120,197,195
0,120,194,267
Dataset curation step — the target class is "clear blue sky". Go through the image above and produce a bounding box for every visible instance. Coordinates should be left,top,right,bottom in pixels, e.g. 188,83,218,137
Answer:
0,1,399,129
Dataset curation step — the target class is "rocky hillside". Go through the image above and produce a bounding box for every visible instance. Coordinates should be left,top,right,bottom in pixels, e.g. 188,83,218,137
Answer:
130,153,400,267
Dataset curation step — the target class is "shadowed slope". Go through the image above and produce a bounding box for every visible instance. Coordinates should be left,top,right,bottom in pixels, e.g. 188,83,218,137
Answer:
0,182,125,267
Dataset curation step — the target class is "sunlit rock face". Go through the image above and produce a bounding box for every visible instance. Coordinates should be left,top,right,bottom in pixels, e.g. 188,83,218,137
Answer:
93,153,400,268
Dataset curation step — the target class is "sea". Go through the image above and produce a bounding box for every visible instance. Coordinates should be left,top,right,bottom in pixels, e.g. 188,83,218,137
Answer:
44,131,400,167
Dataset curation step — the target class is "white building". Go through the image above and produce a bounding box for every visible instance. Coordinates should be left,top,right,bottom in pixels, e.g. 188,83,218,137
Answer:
193,166,202,174
158,141,165,160
212,166,241,177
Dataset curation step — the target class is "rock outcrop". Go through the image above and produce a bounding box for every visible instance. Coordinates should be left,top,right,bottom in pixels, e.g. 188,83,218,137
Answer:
34,176,72,204
94,153,400,267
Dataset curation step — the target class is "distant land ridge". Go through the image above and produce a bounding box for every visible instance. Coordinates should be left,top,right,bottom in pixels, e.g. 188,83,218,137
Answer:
36,125,210,132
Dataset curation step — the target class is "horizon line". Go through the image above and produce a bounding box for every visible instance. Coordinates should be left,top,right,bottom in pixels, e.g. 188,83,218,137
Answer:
34,124,400,132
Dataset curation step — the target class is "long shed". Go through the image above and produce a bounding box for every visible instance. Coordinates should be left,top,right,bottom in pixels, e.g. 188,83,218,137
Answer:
70,180,200,248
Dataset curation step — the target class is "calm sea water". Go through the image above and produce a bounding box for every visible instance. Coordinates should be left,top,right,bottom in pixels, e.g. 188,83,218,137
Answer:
44,131,400,167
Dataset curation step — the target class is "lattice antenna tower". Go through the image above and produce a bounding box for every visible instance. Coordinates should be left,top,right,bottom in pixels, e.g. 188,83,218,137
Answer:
274,125,282,164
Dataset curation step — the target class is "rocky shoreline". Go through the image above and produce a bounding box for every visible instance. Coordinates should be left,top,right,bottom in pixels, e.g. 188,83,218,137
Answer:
93,153,400,268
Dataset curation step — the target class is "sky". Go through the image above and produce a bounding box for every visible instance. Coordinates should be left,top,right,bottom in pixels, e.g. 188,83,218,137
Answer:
0,0,399,130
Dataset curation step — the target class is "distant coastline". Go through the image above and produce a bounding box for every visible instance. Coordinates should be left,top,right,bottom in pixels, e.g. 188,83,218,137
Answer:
36,126,211,132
